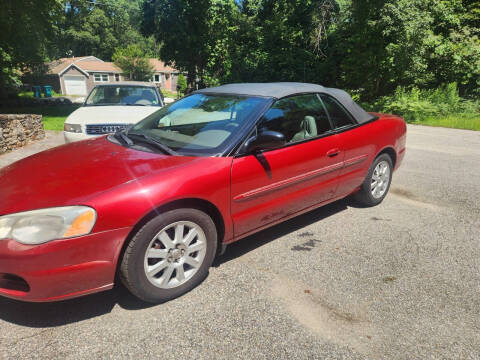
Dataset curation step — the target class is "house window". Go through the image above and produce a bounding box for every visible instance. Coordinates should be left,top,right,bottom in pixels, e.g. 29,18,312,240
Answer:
115,74,120,81
94,73,109,82
165,74,170,80
154,74,160,82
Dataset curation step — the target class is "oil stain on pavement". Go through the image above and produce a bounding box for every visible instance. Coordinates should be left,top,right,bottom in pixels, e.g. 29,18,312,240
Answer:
271,275,379,358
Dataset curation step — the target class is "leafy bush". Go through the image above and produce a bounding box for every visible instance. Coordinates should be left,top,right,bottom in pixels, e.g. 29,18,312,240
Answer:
176,74,187,95
0,48,21,98
367,83,480,122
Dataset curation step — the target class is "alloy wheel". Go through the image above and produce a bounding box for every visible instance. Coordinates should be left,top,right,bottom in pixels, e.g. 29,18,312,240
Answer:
371,160,390,199
143,221,207,289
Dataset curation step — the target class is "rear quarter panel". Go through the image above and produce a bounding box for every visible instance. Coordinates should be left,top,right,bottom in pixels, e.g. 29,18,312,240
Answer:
335,113,406,197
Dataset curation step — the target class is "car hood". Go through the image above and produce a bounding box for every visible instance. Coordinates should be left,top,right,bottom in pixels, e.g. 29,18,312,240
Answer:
66,105,160,125
0,137,207,216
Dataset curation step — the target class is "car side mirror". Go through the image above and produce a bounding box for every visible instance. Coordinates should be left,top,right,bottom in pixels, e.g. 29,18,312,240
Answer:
243,130,286,154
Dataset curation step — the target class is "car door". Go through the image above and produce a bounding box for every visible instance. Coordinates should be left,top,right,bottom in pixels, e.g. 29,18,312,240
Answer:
318,94,374,197
231,94,345,238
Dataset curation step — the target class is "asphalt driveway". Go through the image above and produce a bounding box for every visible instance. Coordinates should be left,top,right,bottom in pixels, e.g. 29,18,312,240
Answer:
0,125,479,359
0,131,65,168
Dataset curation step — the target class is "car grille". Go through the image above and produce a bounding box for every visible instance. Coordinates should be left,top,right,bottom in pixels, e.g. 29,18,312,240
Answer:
86,124,132,135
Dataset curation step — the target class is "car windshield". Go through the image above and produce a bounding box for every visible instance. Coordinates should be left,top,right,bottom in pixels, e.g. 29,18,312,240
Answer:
86,86,160,106
128,93,269,155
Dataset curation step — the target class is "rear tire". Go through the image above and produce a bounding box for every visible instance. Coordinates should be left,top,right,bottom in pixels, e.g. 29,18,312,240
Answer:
120,208,217,303
353,154,393,207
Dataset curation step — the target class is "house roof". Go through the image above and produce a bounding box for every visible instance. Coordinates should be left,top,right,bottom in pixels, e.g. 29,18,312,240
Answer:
57,56,103,63
47,58,77,74
149,59,179,73
47,57,179,75
74,61,121,73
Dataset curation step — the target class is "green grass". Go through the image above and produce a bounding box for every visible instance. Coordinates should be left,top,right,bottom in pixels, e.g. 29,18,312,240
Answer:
161,89,178,98
412,114,480,131
17,91,35,98
0,105,80,131
18,90,64,98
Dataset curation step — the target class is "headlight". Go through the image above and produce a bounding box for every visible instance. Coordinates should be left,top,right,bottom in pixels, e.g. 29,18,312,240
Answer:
64,123,82,133
0,206,97,245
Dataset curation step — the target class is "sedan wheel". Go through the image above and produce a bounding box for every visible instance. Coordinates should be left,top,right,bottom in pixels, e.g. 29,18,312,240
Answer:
120,208,217,303
144,221,207,289
354,153,393,206
371,160,390,199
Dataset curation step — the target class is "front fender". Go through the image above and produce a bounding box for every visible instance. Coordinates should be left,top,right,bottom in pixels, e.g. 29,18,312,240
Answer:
85,156,233,239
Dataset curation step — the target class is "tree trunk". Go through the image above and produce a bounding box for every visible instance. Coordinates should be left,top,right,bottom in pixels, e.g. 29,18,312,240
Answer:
187,69,196,92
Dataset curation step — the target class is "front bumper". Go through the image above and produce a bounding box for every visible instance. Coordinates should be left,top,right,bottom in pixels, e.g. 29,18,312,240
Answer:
63,131,98,143
0,227,131,302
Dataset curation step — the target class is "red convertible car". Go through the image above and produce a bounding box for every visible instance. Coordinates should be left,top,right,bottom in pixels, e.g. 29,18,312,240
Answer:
0,83,406,303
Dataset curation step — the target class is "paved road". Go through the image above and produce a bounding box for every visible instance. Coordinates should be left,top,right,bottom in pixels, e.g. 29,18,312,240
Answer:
0,125,479,359
0,131,65,169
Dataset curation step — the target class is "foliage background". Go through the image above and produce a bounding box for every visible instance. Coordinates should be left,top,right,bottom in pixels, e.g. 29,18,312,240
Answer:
0,0,479,128
142,0,479,99
113,44,155,81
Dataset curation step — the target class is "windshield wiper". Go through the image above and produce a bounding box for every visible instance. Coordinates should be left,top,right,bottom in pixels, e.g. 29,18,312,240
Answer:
114,130,134,146
128,132,178,156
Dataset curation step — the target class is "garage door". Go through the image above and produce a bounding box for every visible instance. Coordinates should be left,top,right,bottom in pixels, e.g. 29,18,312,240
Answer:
64,75,87,95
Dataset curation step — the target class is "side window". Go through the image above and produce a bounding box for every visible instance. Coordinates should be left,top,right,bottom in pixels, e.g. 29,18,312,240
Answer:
319,94,354,129
259,94,332,144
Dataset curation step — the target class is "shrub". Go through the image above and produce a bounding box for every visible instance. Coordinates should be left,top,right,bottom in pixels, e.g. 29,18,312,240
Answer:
176,74,187,95
367,83,480,122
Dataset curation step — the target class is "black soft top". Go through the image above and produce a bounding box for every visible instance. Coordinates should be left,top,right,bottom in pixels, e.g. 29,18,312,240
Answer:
195,82,374,124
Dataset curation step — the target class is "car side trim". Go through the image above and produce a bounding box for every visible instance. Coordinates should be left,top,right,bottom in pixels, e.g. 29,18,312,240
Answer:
233,161,344,202
233,153,369,202
344,154,369,167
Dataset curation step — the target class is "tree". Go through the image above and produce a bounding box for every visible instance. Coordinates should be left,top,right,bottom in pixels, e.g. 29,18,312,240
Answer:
0,49,21,98
463,0,480,29
113,44,155,81
176,73,187,94
3,0,478,101
55,0,157,60
0,0,62,97
234,0,338,83
142,0,239,87
142,0,341,87
332,0,480,99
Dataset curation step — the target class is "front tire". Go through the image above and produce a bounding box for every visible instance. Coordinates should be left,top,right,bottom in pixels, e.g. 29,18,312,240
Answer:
354,154,393,207
120,208,217,303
